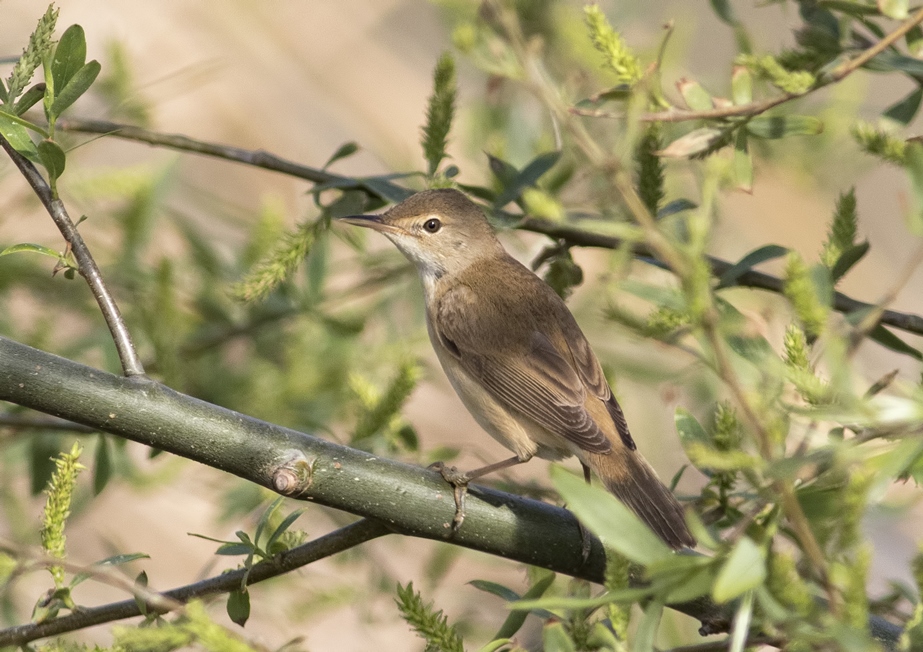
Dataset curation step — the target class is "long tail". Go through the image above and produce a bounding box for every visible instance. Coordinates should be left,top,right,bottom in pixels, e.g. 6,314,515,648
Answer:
585,450,695,550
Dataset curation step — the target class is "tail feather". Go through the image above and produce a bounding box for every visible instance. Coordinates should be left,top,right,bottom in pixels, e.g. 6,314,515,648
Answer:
587,451,695,550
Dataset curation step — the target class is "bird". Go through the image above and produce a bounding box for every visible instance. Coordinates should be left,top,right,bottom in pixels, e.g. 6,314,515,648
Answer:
339,188,695,549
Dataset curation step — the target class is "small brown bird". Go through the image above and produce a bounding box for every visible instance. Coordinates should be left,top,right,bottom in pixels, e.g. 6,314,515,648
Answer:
340,188,694,549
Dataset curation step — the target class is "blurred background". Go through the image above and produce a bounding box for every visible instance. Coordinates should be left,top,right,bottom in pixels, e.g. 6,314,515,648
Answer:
1,1,922,649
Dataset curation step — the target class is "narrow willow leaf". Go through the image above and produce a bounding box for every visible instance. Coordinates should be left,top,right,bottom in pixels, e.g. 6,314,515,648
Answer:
551,466,673,565
494,150,561,208
731,65,752,105
830,241,869,282
52,25,87,92
733,129,752,192
717,244,788,288
868,324,923,360
659,128,724,158
323,141,359,169
632,599,664,652
93,434,112,495
0,242,61,259
49,60,100,118
746,115,823,139
904,144,923,235
729,590,755,652
657,198,697,218
883,87,923,125
677,78,713,111
713,537,766,603
12,83,46,116
491,574,556,640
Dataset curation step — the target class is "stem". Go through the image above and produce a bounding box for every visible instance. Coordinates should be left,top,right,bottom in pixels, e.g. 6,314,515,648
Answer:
574,6,923,123
0,519,389,647
0,135,145,377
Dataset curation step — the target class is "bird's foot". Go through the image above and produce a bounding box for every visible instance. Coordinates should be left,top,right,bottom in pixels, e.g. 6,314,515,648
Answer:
428,461,470,532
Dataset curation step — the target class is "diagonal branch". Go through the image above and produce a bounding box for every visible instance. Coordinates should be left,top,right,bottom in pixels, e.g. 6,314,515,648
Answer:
0,518,390,647
52,117,923,337
0,135,145,377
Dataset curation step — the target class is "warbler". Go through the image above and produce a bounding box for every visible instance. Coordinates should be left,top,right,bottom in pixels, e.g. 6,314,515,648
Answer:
340,189,694,549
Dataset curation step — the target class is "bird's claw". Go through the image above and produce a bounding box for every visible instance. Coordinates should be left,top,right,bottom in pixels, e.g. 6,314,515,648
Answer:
428,461,470,532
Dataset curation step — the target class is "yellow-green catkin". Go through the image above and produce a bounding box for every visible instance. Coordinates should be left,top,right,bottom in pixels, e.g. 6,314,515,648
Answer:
584,5,643,86
40,442,85,588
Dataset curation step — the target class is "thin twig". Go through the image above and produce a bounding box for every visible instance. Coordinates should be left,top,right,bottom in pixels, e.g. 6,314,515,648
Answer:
0,518,390,647
52,117,923,338
0,135,145,377
576,6,923,124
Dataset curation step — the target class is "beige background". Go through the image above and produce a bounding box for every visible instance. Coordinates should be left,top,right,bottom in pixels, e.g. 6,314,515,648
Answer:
1,1,922,649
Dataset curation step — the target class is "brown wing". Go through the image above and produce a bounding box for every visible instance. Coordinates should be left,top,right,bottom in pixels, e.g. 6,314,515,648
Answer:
564,331,637,451
435,285,611,454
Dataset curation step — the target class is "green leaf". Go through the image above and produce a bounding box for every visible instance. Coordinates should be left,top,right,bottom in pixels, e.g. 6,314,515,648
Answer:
659,127,725,158
491,574,556,640
0,111,39,161
216,542,254,556
733,129,752,192
713,537,766,603
904,144,923,235
551,466,673,566
657,198,697,218
37,138,66,181
717,244,788,288
677,78,713,111
729,590,754,652
71,552,149,587
493,150,562,208
265,508,305,553
227,589,250,627
829,241,869,282
469,579,520,603
52,25,87,92
710,0,737,24
542,621,576,652
746,115,823,139
632,598,664,652
731,65,752,105
883,87,923,125
323,141,359,169
879,0,909,19
93,434,112,495
13,83,46,116
0,242,61,259
867,324,923,360
675,408,709,445
49,60,100,118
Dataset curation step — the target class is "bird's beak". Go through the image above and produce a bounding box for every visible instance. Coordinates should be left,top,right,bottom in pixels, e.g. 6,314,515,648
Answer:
337,214,400,234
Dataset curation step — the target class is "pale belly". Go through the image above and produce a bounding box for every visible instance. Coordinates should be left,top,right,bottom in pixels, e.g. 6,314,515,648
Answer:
428,331,574,462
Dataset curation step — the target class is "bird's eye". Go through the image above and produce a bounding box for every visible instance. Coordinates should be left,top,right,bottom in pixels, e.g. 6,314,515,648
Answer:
423,218,442,233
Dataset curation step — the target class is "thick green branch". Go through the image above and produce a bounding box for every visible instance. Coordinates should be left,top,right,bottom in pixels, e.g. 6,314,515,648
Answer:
0,338,904,649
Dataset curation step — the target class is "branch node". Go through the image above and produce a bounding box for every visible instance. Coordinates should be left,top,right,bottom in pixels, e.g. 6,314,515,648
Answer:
272,452,316,495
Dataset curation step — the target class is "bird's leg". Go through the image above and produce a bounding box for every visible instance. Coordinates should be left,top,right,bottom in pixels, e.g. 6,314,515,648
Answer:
429,455,529,531
577,462,594,566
